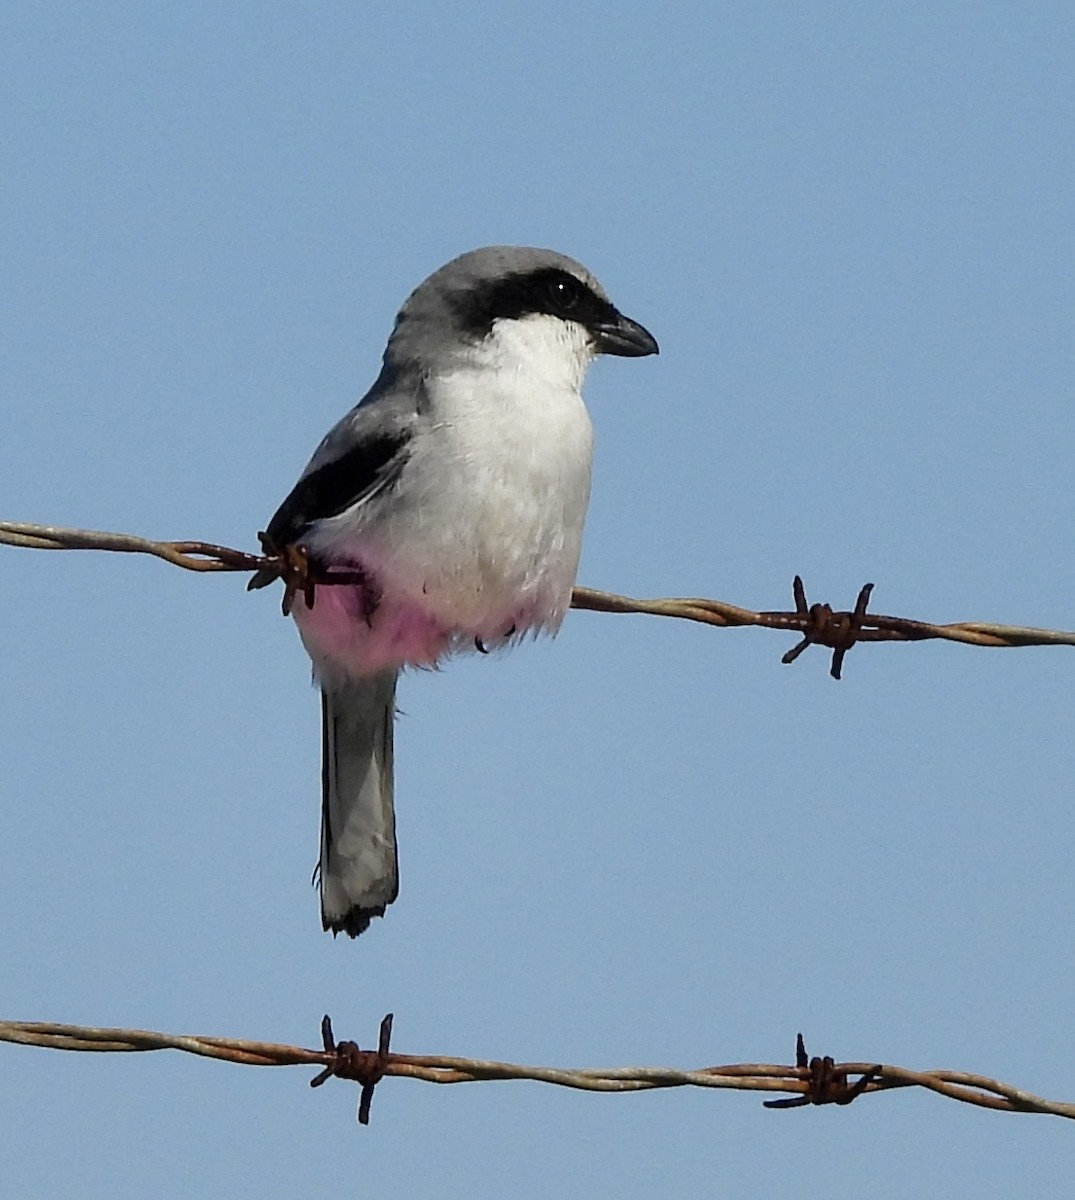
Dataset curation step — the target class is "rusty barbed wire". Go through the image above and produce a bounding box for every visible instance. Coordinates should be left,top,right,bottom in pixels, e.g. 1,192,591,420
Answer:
3,1018,1072,1125
6,521,1071,1133
3,520,1073,678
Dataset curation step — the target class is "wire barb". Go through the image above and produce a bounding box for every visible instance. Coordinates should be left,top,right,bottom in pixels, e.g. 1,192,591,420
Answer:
764,1033,883,1108
248,532,381,617
4,519,1074,669
779,577,875,679
309,1013,394,1125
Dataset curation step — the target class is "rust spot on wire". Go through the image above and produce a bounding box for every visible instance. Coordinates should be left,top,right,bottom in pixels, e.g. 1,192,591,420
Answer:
310,1013,394,1125
765,1033,883,1109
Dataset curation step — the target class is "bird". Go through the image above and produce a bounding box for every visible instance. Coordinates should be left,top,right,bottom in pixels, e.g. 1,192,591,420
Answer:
252,246,658,937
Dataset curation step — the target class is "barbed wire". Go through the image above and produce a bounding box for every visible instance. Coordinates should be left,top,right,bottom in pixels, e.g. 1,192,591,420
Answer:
4,522,1072,1129
2,1018,1071,1126
3,519,1072,678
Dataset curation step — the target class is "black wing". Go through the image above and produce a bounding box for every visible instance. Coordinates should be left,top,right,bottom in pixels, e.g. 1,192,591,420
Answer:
265,429,410,547
262,363,424,547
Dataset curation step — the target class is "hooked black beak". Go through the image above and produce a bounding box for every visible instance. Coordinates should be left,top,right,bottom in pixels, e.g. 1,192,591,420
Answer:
594,312,659,358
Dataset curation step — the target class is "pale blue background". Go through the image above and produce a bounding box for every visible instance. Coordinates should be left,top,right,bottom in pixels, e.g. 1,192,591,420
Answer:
3,3,1074,1196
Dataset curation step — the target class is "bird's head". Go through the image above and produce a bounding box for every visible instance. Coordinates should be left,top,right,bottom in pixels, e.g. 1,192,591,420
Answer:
386,246,658,387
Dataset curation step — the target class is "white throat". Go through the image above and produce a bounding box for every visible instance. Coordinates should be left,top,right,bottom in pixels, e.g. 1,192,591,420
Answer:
474,312,596,394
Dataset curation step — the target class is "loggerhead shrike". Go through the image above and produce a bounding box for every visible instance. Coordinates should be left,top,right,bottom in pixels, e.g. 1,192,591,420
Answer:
253,246,658,937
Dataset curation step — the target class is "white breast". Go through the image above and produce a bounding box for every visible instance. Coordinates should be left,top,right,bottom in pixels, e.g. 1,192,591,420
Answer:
314,313,597,638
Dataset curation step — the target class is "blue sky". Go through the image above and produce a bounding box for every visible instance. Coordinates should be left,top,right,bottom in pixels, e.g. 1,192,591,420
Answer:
2,3,1074,1196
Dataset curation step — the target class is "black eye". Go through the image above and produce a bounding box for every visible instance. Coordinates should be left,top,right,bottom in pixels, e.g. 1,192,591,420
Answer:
546,275,582,315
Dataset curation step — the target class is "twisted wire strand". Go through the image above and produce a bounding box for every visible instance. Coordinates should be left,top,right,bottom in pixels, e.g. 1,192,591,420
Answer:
3,1020,1072,1122
3,519,1072,658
